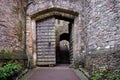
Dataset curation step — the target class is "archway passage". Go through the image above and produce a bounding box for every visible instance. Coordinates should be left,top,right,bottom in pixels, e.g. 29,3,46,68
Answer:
59,40,70,64
36,18,73,66
33,7,78,66
60,33,69,41
55,20,71,64
60,33,70,64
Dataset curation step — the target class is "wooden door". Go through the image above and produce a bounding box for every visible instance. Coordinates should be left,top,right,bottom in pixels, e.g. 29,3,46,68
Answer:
36,18,56,65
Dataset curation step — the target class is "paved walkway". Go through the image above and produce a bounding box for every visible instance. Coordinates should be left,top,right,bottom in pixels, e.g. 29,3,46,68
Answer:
28,65,81,80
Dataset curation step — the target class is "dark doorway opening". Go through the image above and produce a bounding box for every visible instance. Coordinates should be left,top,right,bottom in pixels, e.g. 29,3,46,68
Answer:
55,20,73,64
34,7,78,66
36,17,74,66
59,40,70,64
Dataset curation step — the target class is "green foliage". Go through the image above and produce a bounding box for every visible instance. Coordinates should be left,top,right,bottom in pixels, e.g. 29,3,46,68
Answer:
91,67,120,80
112,67,120,80
116,24,120,29
0,68,7,80
92,67,107,80
0,49,14,63
0,49,6,54
0,63,22,80
0,49,27,68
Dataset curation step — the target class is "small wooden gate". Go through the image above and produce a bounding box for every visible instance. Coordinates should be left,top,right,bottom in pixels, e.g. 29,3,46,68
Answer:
36,18,56,65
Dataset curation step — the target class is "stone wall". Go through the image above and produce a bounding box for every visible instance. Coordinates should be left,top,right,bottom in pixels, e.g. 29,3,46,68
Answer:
55,20,69,36
26,0,83,66
0,0,119,69
26,0,120,67
85,46,120,70
0,0,16,50
86,0,120,50
0,0,25,51
85,0,120,69
55,19,69,49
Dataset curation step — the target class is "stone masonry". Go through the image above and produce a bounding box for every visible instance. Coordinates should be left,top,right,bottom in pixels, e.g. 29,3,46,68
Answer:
84,0,120,69
26,0,82,66
0,0,25,51
0,0,120,69
0,0,18,50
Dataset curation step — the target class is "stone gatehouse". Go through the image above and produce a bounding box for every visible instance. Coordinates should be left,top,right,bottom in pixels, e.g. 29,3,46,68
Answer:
0,0,120,69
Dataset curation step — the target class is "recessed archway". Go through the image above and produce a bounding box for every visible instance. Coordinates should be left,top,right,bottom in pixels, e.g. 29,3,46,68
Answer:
60,33,69,42
26,7,79,66
59,33,70,64
59,40,70,64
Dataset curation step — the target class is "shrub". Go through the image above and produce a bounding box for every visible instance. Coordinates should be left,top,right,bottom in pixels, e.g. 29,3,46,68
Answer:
91,67,120,80
0,63,22,80
0,49,14,64
91,67,107,80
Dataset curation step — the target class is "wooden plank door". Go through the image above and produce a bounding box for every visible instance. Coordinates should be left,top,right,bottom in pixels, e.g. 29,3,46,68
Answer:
36,18,56,65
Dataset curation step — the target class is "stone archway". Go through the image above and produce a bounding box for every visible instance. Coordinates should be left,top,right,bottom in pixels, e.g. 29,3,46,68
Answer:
59,40,70,64
57,33,70,64
26,1,81,67
60,33,69,41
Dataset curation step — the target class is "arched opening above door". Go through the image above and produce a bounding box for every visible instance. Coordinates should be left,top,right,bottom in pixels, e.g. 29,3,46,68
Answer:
58,33,70,64
60,33,69,41
59,40,70,64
